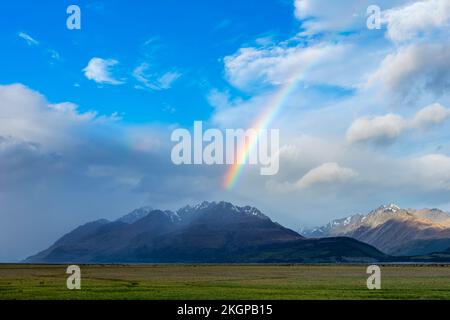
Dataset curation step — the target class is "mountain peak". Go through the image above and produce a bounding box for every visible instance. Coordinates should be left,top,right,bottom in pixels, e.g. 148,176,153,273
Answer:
300,204,450,256
117,206,153,224
26,201,315,263
177,201,269,220
375,204,402,213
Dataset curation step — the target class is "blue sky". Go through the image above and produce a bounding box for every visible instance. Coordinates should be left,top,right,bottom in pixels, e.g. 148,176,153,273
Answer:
0,0,298,125
1,0,450,261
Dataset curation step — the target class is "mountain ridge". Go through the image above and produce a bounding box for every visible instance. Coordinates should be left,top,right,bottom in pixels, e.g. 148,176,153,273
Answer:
25,201,389,264
300,204,450,255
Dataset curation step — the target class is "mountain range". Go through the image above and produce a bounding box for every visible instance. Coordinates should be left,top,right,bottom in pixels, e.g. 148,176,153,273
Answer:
26,201,388,264
300,204,450,256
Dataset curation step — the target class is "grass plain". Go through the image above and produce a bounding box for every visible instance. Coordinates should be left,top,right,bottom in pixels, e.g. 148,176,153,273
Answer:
1,264,450,300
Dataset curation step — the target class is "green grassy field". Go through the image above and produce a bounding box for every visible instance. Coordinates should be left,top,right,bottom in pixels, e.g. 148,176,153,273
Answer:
1,264,450,300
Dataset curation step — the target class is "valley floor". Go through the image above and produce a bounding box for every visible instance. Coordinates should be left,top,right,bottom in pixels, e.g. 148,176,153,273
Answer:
1,264,450,300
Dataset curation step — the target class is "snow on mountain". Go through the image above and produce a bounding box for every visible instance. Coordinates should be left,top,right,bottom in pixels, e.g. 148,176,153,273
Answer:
116,206,154,224
177,201,270,220
300,204,450,255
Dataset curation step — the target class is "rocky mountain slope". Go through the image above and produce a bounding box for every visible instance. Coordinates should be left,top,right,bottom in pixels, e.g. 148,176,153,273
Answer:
300,204,450,255
25,201,388,263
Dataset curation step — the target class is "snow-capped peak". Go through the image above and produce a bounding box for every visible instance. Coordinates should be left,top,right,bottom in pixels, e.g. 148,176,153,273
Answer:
117,206,154,224
177,201,270,220
194,201,213,210
343,216,352,226
377,203,401,213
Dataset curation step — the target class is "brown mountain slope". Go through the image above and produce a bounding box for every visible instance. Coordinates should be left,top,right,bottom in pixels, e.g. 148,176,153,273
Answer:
301,204,450,255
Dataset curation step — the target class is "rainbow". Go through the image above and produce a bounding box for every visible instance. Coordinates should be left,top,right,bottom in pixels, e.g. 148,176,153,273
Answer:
223,66,308,189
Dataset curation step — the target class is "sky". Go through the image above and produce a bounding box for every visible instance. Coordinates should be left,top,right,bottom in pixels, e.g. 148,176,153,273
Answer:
1,0,450,261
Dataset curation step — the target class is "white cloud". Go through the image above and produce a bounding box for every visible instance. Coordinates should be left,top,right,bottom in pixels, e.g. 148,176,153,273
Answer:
412,103,450,128
366,43,450,100
17,32,39,46
17,32,61,61
157,71,181,89
296,162,358,188
267,161,357,192
383,0,450,42
295,0,362,32
294,0,407,33
133,63,181,90
346,103,450,144
133,63,152,87
48,102,97,122
294,0,449,38
224,43,355,91
207,89,234,110
0,84,117,147
83,58,124,85
347,114,406,144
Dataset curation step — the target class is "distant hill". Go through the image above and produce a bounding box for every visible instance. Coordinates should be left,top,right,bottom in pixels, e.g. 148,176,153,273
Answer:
300,204,450,256
406,247,450,262
25,201,388,263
